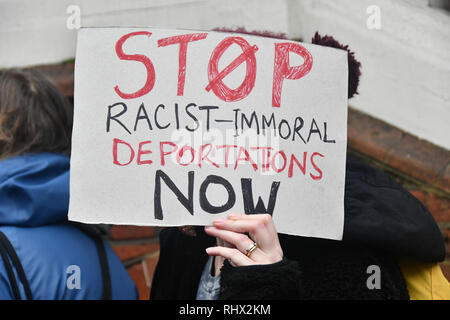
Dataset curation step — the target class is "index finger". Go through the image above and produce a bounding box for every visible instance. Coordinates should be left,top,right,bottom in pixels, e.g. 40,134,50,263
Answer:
228,214,279,236
228,213,271,221
213,216,278,252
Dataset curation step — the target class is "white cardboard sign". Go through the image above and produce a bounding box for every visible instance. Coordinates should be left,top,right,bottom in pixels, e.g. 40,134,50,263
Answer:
69,27,348,240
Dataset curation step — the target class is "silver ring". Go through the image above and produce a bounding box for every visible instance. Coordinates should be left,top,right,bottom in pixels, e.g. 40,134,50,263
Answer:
245,242,258,257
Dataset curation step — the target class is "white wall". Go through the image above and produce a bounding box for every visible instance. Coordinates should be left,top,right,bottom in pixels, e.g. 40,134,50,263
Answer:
287,0,450,150
1,0,449,150
0,0,289,68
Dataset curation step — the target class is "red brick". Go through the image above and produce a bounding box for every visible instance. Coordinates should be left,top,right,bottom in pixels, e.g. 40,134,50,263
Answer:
347,108,450,192
110,225,156,240
408,190,427,207
427,194,450,223
435,163,450,195
384,134,449,186
439,261,450,282
112,242,159,262
347,109,401,161
127,254,160,300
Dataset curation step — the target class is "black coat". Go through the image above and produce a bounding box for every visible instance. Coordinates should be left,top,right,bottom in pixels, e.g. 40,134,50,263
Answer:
150,156,445,300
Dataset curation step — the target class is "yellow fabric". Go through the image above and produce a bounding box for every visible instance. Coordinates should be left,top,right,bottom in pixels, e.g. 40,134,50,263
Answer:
398,259,450,300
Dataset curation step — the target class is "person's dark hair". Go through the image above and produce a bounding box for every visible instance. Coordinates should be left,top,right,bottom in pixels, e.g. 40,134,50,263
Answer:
0,68,73,160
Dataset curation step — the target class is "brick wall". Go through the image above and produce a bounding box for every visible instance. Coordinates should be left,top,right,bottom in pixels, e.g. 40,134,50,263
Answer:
37,62,449,299
108,226,160,300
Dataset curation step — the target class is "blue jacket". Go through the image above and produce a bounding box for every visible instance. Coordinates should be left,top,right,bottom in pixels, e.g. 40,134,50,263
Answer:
0,153,137,299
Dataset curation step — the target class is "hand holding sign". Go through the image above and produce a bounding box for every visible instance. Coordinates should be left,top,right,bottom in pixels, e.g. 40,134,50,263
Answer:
205,213,283,268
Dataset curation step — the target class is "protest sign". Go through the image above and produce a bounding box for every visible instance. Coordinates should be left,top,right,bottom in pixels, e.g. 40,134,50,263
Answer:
68,27,348,239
